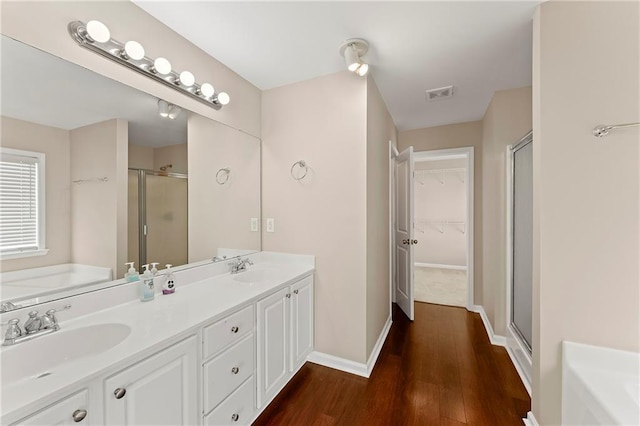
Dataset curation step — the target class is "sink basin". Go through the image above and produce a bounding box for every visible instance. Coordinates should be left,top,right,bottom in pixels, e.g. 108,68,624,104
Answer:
232,268,284,284
1,323,131,384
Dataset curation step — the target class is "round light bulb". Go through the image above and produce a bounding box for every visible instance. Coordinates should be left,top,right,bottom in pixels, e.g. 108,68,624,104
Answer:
200,83,215,98
179,71,195,87
86,20,111,43
356,63,369,77
216,92,230,106
153,57,172,75
124,41,145,60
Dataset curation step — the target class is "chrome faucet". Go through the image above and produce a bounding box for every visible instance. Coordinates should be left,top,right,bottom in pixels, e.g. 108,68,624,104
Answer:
229,257,253,274
212,255,227,262
2,305,70,346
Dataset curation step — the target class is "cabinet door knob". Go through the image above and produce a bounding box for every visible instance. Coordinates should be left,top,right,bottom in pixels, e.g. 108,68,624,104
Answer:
286,293,291,298
231,413,240,422
114,388,126,399
412,239,418,245
293,289,299,294
231,326,239,333
72,409,87,422
231,366,239,374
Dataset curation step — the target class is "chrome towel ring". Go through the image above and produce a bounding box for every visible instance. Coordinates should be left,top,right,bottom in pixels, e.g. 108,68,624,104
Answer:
216,168,230,185
291,160,309,181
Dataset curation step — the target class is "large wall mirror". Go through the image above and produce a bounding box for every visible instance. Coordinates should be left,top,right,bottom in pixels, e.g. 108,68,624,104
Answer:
0,35,261,312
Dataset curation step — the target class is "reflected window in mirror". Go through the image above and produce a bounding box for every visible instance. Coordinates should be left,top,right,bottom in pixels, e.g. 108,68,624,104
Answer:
0,147,47,259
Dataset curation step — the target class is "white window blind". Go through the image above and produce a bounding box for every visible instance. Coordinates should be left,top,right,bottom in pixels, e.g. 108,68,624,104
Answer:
0,148,45,255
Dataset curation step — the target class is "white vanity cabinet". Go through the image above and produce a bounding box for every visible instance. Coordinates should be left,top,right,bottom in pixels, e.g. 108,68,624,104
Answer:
257,275,314,408
11,390,89,425
202,305,255,425
103,336,198,425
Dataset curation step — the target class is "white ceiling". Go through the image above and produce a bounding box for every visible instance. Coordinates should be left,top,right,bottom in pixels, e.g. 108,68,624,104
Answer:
134,1,539,131
1,36,186,148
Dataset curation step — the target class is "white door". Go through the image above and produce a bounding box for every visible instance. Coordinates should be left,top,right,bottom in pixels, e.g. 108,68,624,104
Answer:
104,337,198,425
394,147,415,320
257,287,290,408
290,276,314,372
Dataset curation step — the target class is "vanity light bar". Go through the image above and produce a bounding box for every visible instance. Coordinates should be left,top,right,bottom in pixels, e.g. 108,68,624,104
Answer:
68,20,230,110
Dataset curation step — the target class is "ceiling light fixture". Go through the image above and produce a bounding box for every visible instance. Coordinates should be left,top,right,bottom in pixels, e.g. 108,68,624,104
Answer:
68,19,230,110
339,38,369,77
158,99,182,120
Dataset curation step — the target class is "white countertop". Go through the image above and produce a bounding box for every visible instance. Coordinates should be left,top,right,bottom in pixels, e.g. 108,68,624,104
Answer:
0,252,314,424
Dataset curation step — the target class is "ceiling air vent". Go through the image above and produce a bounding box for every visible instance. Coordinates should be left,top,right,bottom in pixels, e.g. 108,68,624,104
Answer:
425,85,454,102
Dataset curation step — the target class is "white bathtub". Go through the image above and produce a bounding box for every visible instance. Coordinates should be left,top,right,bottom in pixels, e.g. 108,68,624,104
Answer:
1,264,112,306
562,341,640,425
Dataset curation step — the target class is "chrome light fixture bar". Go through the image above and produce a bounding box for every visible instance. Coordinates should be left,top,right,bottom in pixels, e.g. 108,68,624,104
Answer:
68,20,230,110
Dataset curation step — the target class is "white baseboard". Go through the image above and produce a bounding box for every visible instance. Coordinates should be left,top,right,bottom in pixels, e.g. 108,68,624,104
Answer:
414,262,467,271
471,305,507,346
307,315,392,378
522,411,539,426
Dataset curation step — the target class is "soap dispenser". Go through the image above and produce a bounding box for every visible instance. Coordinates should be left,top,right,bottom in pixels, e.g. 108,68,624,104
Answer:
150,262,159,276
125,262,139,282
162,264,176,295
140,264,155,302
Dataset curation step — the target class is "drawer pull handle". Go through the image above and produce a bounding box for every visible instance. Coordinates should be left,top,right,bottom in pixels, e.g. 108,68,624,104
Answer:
231,366,239,374
72,409,87,422
286,293,291,298
231,413,240,422
231,326,239,333
114,388,126,399
293,289,299,294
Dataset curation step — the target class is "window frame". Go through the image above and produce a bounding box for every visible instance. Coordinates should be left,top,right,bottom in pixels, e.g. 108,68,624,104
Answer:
0,147,48,259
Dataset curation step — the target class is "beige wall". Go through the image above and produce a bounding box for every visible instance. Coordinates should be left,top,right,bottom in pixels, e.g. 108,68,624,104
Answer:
1,1,261,138
533,2,639,424
481,87,532,336
365,76,396,359
70,119,128,278
399,121,483,305
0,116,71,272
128,144,153,171
188,114,261,263
262,71,369,363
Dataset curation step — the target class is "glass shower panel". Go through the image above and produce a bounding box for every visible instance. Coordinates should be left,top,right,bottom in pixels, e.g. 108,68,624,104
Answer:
512,141,533,351
127,170,140,268
145,174,188,268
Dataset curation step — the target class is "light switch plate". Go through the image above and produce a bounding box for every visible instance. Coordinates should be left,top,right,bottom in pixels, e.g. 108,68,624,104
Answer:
250,217,259,232
266,218,275,233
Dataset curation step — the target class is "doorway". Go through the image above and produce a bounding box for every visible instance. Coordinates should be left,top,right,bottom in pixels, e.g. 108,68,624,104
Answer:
392,146,474,320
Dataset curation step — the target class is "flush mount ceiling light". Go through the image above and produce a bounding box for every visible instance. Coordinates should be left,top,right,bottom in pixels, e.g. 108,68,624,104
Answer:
339,38,369,77
68,20,230,110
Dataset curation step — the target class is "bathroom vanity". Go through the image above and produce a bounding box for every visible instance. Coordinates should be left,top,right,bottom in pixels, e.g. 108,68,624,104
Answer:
0,252,314,425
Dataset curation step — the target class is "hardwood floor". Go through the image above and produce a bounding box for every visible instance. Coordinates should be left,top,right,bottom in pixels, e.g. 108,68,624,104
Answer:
253,302,530,426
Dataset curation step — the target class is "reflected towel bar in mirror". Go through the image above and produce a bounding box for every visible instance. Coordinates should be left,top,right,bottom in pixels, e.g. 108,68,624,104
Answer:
592,122,640,137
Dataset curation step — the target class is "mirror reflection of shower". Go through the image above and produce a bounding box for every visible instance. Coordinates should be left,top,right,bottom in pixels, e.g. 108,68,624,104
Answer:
128,166,188,272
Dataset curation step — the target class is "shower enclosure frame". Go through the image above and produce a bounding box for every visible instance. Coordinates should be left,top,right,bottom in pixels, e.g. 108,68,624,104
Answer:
130,168,188,267
505,130,533,395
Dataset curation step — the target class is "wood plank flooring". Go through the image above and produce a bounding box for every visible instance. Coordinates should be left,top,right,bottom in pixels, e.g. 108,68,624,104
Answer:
253,302,530,426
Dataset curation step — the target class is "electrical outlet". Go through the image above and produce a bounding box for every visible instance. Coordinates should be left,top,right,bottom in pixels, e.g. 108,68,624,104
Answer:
250,217,259,232
266,218,275,233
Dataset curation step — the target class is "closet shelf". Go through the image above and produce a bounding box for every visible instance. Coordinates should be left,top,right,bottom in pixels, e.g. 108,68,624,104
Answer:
414,219,466,234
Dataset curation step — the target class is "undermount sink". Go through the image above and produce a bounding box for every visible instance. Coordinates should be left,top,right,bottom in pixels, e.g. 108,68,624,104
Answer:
232,268,284,284
1,323,131,384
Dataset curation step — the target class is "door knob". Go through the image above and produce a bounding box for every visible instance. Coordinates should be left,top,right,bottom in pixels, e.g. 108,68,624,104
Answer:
114,388,126,399
231,326,239,333
231,366,240,374
231,413,240,422
412,239,418,245
402,239,409,245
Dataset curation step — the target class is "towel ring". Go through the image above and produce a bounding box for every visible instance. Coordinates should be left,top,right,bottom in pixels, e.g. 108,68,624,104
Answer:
216,168,230,185
291,160,308,181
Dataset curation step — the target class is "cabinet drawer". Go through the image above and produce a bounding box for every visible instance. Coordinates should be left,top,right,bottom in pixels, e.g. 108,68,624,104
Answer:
203,305,254,359
203,333,254,413
204,376,254,426
13,389,89,425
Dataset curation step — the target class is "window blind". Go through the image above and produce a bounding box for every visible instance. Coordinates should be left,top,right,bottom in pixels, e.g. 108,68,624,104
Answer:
0,152,40,253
